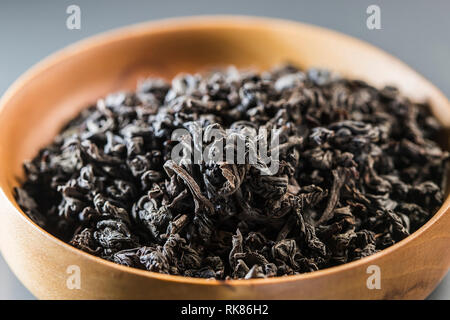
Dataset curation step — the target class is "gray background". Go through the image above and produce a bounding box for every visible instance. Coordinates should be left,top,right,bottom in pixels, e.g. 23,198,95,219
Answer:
0,0,448,299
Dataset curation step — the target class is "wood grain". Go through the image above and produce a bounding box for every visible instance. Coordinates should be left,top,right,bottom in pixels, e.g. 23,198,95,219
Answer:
0,16,448,299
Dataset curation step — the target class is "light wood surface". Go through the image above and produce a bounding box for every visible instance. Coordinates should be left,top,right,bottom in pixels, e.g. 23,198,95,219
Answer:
0,16,449,299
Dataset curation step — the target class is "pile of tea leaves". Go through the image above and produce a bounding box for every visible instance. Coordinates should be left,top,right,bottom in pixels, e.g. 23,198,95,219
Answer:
16,65,448,279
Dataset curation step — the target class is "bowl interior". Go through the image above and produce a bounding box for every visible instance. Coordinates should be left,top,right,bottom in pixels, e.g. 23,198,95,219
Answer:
0,16,449,273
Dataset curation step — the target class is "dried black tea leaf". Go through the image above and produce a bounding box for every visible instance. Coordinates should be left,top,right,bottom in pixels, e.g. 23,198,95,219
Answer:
15,65,449,279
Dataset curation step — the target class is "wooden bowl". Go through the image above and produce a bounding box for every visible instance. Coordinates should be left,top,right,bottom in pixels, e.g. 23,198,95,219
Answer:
0,16,449,300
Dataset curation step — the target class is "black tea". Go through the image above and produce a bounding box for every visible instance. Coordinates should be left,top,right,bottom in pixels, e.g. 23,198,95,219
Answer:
15,65,449,279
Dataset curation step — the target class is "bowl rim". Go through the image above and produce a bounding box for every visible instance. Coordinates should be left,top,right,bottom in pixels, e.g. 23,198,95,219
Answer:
1,15,449,287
